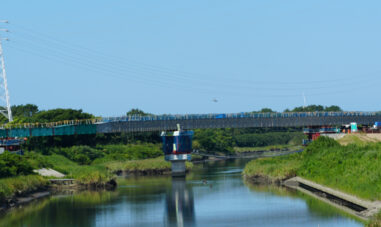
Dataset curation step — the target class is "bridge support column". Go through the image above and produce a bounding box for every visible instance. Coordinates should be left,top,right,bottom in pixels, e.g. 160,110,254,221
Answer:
165,154,191,177
171,160,186,177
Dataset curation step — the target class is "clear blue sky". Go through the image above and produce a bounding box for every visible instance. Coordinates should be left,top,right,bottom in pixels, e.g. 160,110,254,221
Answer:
1,1,380,116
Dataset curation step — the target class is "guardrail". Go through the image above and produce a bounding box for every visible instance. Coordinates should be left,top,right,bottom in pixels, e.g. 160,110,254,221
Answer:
102,112,381,123
0,118,103,129
0,111,380,130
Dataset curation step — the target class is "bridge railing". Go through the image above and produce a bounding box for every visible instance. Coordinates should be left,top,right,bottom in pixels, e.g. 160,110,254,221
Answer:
102,111,381,123
1,111,379,129
0,118,103,129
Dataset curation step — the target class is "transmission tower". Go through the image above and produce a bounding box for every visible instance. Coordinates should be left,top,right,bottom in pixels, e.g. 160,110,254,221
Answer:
0,20,12,122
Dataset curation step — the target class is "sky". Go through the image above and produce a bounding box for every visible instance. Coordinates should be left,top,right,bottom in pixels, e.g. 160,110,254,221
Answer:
0,1,380,116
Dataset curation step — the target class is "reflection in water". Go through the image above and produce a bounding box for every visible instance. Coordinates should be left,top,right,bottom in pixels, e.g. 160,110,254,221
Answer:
165,177,195,227
0,159,363,227
0,190,119,227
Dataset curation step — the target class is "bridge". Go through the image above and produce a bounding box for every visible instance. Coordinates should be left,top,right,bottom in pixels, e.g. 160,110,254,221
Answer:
0,112,380,138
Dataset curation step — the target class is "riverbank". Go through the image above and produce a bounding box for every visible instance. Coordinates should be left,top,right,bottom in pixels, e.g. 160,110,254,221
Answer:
0,144,168,211
0,175,50,211
0,154,116,211
0,157,361,226
104,156,193,176
243,136,381,225
233,144,301,153
0,149,195,212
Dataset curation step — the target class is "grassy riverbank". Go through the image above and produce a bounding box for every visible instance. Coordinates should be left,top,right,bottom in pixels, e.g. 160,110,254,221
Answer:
243,135,381,225
0,175,49,201
0,143,177,201
105,156,193,175
42,154,112,185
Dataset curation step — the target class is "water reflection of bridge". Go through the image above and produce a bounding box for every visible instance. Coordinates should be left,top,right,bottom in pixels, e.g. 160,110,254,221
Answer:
165,177,195,227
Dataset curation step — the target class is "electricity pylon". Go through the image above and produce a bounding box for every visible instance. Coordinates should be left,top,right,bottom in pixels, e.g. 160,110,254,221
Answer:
0,20,13,122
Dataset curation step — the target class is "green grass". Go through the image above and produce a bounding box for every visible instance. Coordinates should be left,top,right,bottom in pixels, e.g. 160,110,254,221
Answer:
92,143,162,164
368,212,381,227
244,137,381,201
244,136,381,225
298,141,381,201
41,154,112,185
243,153,302,182
0,175,49,200
0,143,192,200
105,156,193,173
234,144,300,153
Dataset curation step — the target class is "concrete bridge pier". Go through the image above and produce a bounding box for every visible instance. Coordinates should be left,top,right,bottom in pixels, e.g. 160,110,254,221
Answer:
171,160,186,177
165,154,190,177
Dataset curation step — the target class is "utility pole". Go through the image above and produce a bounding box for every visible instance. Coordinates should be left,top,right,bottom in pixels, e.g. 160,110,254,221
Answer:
0,20,12,122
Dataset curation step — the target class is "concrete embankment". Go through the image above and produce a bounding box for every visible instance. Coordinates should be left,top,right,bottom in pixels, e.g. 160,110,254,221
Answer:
284,177,381,220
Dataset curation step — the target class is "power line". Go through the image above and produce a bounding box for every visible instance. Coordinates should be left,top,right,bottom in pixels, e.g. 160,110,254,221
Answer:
8,34,379,93
11,23,380,87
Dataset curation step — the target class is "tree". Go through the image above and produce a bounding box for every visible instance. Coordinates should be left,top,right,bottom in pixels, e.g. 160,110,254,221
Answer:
285,105,343,112
12,104,39,118
0,151,34,178
126,108,152,116
32,108,94,122
252,108,276,113
325,105,342,112
193,129,234,153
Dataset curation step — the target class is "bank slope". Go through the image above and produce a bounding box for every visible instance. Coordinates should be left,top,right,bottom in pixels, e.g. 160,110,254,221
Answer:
243,136,381,225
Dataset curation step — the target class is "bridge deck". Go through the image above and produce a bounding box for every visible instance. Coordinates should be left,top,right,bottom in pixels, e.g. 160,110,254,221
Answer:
0,112,380,137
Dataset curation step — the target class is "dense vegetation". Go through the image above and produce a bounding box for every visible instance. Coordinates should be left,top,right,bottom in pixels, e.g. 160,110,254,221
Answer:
0,151,35,177
193,128,304,153
244,136,381,226
126,108,153,116
244,136,381,200
252,105,343,113
0,104,93,124
0,175,48,201
284,105,342,112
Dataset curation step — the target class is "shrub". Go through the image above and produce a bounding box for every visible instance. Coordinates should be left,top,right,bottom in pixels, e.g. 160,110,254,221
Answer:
305,136,340,153
0,152,34,178
53,146,104,165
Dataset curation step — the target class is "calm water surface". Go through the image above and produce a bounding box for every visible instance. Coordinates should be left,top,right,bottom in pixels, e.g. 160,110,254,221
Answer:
0,159,363,227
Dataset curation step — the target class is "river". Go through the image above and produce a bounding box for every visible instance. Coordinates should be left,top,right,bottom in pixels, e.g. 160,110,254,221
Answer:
0,159,364,227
